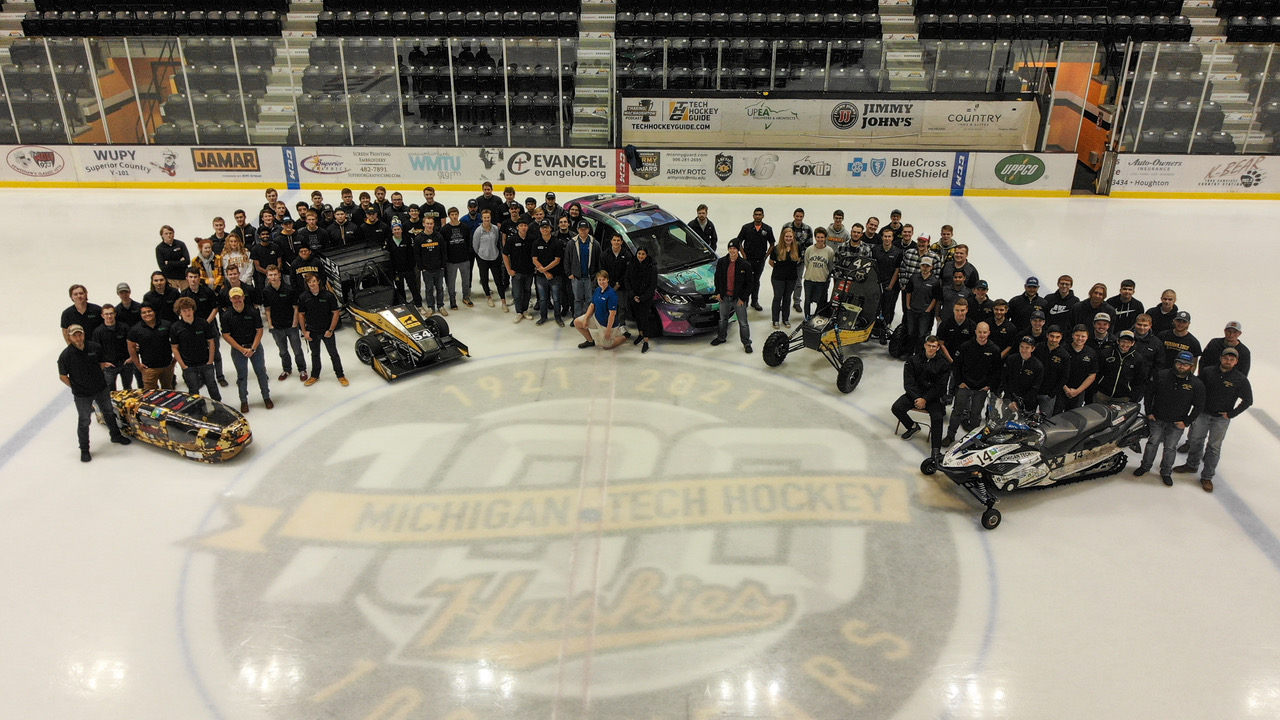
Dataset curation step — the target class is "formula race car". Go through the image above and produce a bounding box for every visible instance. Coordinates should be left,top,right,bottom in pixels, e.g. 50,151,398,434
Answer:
761,251,881,393
107,388,252,462
346,270,470,382
921,400,1147,529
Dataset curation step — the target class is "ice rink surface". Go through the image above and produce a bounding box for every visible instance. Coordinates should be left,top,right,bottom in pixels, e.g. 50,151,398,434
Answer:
3,187,1279,720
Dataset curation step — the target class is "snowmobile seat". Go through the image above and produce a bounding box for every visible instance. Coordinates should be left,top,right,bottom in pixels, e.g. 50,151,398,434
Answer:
1038,404,1112,455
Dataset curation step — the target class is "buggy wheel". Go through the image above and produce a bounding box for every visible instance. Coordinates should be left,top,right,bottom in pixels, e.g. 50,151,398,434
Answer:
920,457,937,475
355,336,380,365
836,355,864,394
762,331,790,367
981,507,1002,530
425,314,450,337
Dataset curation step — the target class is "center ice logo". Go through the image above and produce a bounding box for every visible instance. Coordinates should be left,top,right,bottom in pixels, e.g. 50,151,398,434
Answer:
185,356,964,720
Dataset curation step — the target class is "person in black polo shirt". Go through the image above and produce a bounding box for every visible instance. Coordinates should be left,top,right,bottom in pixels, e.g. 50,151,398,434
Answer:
944,322,1001,444
297,273,347,387
504,218,537,322
156,224,190,291
987,299,1017,358
143,271,180,324
216,264,258,309
734,208,775,312
1060,325,1098,411
170,297,221,400
1135,351,1204,487
261,265,307,382
182,269,227,387
113,282,142,328
1033,325,1069,416
128,303,175,390
91,304,137,390
935,297,975,364
58,324,130,462
61,284,103,345
221,287,273,413
532,221,565,326
1174,347,1251,492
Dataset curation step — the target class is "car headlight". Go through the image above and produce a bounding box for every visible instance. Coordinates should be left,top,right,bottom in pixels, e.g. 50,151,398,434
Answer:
662,293,690,305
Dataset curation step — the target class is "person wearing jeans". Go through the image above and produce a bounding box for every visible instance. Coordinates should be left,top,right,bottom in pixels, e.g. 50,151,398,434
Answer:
943,322,1001,444
414,218,446,316
532,221,565,326
472,209,508,309
443,207,475,309
564,221,600,318
1135,351,1204,486
297,273,347,387
220,287,273,413
1174,347,1251,492
169,296,221,400
503,218,536,321
710,240,755,352
59,324,131,462
768,226,801,328
261,266,307,382
801,228,835,320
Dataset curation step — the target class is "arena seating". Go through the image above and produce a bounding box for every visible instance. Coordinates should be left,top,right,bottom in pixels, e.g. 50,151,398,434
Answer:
917,13,1193,42
22,9,283,36
616,10,882,39
313,9,578,37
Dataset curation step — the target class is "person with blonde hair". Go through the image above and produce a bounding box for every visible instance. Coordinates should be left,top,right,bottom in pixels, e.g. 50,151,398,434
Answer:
769,226,802,329
219,233,253,286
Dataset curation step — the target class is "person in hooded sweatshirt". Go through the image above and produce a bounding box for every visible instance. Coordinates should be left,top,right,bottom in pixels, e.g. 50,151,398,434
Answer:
625,246,659,354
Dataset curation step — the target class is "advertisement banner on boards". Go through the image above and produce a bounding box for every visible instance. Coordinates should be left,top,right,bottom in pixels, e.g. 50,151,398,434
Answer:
0,145,73,181
1110,154,1272,195
70,145,285,184
626,149,957,190
286,146,615,188
621,97,1039,150
965,152,1077,192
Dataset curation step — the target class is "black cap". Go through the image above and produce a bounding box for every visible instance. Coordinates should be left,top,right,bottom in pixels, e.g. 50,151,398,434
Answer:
727,239,742,250
280,216,294,224
1019,336,1036,346
516,217,529,226
365,207,379,215
1030,309,1046,320
467,198,478,207
508,202,522,210
546,191,556,199
322,203,333,212
577,220,591,230
538,220,552,230
1046,324,1062,334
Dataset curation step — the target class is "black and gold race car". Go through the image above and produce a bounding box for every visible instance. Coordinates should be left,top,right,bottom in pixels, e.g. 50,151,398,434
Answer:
108,389,252,462
346,280,470,382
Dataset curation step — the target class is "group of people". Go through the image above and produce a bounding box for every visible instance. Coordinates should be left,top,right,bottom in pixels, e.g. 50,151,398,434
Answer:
58,188,1254,490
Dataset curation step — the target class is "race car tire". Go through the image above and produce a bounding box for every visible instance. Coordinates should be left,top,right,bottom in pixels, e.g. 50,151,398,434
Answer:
836,355,864,394
354,336,380,365
762,331,789,367
920,457,937,475
425,314,449,337
981,508,1002,530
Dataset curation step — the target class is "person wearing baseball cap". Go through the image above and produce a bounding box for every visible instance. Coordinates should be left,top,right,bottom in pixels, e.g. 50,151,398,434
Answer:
540,191,564,224
1135,349,1204,486
902,252,941,353
998,335,1045,414
710,239,755,353
1088,311,1116,357
58,324,131,462
504,215,537,321
1157,309,1201,371
884,208,904,245
1199,320,1250,378
1174,346,1252,492
1025,309,1047,344
1008,275,1047,333
112,282,141,328
460,197,482,238
565,219,601,319
1107,278,1144,334
220,286,273,413
1095,329,1148,404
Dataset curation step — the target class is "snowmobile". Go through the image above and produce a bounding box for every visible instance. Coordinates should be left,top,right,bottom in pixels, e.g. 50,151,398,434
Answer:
761,250,881,394
921,399,1147,529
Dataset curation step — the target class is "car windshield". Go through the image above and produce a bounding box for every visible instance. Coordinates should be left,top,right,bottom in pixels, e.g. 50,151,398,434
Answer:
615,211,715,274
